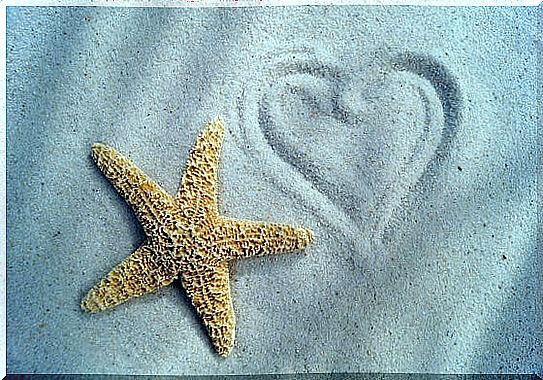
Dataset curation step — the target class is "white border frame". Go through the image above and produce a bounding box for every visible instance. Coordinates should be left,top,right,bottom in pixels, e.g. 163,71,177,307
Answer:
1,1,540,378
3,0,542,7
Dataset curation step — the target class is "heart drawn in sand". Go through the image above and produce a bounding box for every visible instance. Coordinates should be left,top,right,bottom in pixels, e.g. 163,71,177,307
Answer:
237,48,461,260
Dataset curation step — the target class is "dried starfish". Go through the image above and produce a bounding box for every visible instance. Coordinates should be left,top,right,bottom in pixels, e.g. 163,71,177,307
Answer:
81,118,314,357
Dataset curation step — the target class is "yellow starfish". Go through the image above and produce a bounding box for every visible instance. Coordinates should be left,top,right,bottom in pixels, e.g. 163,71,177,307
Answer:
81,118,314,357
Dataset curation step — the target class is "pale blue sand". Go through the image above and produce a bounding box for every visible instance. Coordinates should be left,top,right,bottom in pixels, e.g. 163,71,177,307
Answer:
6,5,541,375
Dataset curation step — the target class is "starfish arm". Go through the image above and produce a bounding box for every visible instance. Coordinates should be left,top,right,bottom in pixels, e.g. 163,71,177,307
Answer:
81,242,180,313
91,143,176,236
180,260,235,357
216,218,314,260
176,118,224,220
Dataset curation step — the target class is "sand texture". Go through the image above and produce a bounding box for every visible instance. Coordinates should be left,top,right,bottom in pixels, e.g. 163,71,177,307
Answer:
6,5,541,375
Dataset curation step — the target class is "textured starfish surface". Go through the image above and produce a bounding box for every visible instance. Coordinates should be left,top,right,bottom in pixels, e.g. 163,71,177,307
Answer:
81,118,314,357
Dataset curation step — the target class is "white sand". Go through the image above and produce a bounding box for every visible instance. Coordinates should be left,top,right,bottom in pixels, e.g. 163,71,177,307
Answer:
6,5,541,375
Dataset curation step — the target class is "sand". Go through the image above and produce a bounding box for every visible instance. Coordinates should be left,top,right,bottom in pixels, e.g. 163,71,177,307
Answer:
6,5,541,375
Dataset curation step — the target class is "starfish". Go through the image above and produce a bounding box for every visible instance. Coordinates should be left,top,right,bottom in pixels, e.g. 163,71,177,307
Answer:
81,118,314,357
